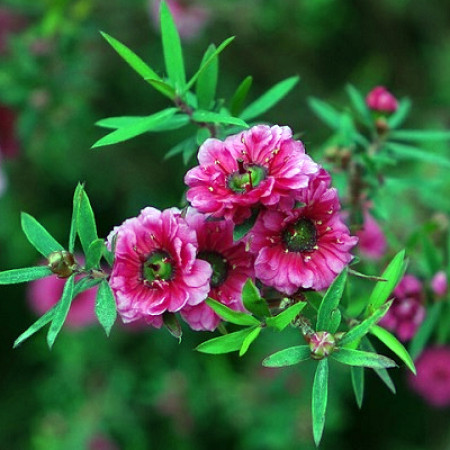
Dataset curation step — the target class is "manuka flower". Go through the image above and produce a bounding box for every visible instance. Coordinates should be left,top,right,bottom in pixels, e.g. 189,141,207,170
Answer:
108,207,212,325
185,125,319,224
366,86,398,113
28,255,97,329
379,274,425,341
408,346,450,408
180,209,254,331
356,209,387,260
431,271,448,298
249,170,358,294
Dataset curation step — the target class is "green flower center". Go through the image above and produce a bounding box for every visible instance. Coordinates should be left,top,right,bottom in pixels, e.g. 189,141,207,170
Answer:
228,162,266,193
282,218,317,253
142,251,173,282
198,251,228,288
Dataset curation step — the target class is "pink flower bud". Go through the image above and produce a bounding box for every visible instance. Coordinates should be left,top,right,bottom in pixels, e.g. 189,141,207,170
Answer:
309,331,336,359
431,271,448,298
366,86,398,113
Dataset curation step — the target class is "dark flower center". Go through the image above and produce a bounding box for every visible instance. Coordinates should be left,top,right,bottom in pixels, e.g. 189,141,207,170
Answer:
198,251,229,288
282,218,317,253
228,162,266,193
143,251,173,282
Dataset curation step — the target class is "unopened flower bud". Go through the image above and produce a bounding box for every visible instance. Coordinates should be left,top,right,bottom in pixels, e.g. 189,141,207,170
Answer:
366,86,398,113
47,251,76,278
309,331,336,360
431,271,448,299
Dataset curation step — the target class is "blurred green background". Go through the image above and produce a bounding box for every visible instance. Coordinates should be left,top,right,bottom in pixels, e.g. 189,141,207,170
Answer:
1,0,450,448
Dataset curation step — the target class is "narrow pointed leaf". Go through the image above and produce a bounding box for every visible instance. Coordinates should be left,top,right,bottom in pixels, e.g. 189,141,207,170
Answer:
13,304,58,348
262,345,311,367
386,142,450,168
265,301,307,331
69,184,83,252
78,190,98,255
96,114,188,131
85,239,106,270
241,76,299,121
163,312,182,341
21,212,64,257
145,79,176,99
308,97,341,130
196,327,254,354
206,298,260,326
160,0,185,90
370,325,415,373
95,281,117,336
242,279,270,317
164,136,197,160
390,129,450,142
73,277,102,297
351,366,364,408
47,275,75,348
312,359,329,447
316,268,348,332
239,326,261,356
233,208,259,241
191,110,248,127
195,44,218,110
387,98,411,128
365,250,405,315
332,348,397,369
339,300,392,347
346,84,372,127
187,36,235,92
0,266,52,285
100,32,163,83
230,76,253,117
409,302,443,360
92,108,177,148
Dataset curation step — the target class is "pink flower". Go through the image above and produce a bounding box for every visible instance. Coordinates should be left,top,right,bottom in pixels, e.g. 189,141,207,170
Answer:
28,256,97,329
0,105,20,158
180,209,255,331
408,346,450,408
356,209,387,260
249,170,358,294
431,271,448,298
108,207,212,325
185,125,319,224
150,0,210,40
379,274,425,341
366,86,398,113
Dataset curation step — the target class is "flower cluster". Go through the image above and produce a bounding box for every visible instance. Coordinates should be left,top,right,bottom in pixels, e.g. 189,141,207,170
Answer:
107,125,358,330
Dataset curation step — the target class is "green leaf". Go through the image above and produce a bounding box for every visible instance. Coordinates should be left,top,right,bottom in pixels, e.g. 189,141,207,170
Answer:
145,79,176,99
262,345,311,368
85,239,106,270
13,304,58,348
365,250,405,315
390,129,450,142
47,275,75,348
92,108,177,148
241,76,299,121
422,233,442,276
206,298,260,326
386,142,450,168
96,114,188,131
233,208,259,241
242,279,270,318
95,281,117,337
361,338,396,394
332,348,397,369
230,76,253,117
316,268,348,332
191,110,248,128
0,266,52,285
339,300,392,347
195,45,218,110
21,212,64,257
409,302,443,360
346,84,372,127
100,32,165,90
265,301,307,331
308,97,342,130
163,312,182,341
78,189,98,255
196,327,255,354
370,325,416,374
351,366,364,409
164,136,197,161
69,183,83,253
73,277,102,297
312,359,329,447
187,36,235,92
387,98,411,129
160,0,185,90
239,326,262,356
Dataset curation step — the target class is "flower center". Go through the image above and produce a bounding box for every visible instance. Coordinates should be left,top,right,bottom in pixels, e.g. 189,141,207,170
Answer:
142,251,173,282
228,161,266,193
282,218,317,253
198,251,229,288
